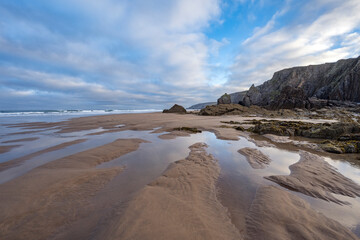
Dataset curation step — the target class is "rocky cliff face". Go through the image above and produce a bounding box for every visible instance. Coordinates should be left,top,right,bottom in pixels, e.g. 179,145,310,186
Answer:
217,93,232,104
233,56,360,109
217,91,247,104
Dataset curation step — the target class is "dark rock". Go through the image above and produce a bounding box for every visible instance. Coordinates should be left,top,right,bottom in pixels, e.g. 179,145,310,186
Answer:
320,142,343,154
338,134,360,141
216,91,248,105
344,143,357,153
244,84,263,106
199,104,254,116
253,123,291,136
309,98,329,109
241,96,252,107
221,121,242,125
234,126,245,131
173,127,202,133
229,91,248,104
163,104,187,114
217,93,232,104
247,119,360,154
268,86,311,110
248,120,360,140
320,140,360,154
301,124,347,139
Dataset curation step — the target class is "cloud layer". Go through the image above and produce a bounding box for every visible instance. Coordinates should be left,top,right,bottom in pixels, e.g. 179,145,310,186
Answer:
0,0,360,109
0,0,223,109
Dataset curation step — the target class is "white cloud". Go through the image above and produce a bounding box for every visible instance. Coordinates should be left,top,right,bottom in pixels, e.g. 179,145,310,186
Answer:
230,0,360,89
8,89,36,97
0,0,224,108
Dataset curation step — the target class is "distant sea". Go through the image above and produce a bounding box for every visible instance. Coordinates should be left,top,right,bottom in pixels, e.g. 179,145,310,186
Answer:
0,109,162,124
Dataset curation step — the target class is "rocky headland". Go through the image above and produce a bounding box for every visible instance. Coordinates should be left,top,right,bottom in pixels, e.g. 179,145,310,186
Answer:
217,56,360,109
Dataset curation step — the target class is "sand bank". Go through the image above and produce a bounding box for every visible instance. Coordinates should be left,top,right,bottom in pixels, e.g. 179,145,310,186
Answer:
106,143,242,240
266,151,360,204
246,186,358,240
238,147,271,169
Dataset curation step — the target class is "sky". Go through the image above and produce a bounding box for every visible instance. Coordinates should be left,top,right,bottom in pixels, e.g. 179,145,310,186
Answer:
1,0,360,110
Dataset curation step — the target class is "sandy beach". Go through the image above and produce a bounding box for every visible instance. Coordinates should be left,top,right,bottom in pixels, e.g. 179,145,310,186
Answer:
3,0,360,239
0,112,359,240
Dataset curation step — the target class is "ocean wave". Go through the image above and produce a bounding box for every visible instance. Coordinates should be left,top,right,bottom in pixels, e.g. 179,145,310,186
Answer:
0,109,162,117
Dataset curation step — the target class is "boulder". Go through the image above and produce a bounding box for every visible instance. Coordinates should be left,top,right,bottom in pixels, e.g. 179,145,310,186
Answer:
320,142,343,154
163,104,187,114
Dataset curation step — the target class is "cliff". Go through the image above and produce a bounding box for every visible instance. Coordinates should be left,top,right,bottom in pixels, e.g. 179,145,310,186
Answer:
220,56,360,109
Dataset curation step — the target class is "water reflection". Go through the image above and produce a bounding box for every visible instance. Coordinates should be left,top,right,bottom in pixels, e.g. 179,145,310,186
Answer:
0,126,359,236
323,157,360,185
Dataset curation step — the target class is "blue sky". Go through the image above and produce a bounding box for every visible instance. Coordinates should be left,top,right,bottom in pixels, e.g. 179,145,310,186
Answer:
1,0,360,110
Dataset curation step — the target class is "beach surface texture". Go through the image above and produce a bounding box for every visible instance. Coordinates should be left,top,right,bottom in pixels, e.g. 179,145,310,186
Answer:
0,112,359,240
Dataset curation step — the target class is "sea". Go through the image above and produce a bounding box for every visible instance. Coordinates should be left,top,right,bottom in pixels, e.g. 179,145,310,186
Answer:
0,109,162,124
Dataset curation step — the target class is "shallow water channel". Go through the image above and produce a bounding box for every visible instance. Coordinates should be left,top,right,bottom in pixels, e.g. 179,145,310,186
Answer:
0,125,360,236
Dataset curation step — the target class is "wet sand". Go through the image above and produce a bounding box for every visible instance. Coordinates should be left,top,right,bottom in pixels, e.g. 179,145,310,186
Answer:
0,112,359,239
246,186,358,240
106,143,241,240
0,138,145,240
238,147,271,169
0,139,87,171
1,137,39,143
0,145,20,154
266,151,360,205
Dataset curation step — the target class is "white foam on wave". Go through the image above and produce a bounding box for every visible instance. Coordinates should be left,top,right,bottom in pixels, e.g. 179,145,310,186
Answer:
0,109,162,117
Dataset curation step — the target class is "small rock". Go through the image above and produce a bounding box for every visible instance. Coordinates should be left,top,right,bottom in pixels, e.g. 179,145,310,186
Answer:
344,143,357,153
320,143,343,154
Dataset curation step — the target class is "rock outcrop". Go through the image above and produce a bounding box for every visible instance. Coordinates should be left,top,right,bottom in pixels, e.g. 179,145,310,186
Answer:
268,86,311,110
225,56,360,109
248,119,360,154
217,93,232,104
199,104,269,116
163,104,187,114
217,91,248,105
241,84,261,107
